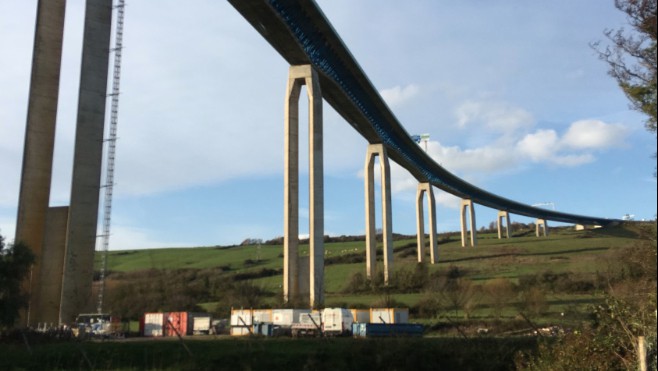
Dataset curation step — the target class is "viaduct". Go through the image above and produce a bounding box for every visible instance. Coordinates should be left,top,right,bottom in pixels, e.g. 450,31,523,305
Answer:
15,0,618,326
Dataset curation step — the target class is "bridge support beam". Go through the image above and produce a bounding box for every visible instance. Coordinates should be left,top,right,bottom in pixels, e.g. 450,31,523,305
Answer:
14,0,67,327
416,183,438,264
283,65,324,308
60,0,114,324
536,219,549,237
365,144,393,284
497,210,511,239
460,199,477,247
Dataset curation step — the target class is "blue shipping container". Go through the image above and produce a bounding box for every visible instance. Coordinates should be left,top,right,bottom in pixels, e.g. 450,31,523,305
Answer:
352,323,424,338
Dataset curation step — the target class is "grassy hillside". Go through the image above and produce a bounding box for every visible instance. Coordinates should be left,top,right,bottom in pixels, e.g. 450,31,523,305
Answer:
95,222,653,333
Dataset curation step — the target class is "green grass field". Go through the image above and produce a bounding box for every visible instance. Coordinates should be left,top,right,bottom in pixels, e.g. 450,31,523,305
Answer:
2,222,653,371
96,222,651,329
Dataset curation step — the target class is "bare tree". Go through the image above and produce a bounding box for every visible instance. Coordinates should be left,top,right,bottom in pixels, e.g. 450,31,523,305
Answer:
593,0,657,133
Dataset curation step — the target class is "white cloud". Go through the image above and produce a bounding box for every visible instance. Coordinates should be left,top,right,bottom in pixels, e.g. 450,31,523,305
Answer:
455,100,534,133
550,153,595,167
516,129,560,162
436,191,461,209
426,141,518,174
561,119,629,150
107,225,192,251
379,84,420,106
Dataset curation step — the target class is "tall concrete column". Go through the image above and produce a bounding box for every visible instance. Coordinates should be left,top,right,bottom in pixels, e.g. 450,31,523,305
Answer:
15,0,67,327
60,0,113,324
416,183,438,264
283,65,324,308
497,210,511,239
536,219,548,237
460,199,477,247
38,207,69,325
364,144,393,283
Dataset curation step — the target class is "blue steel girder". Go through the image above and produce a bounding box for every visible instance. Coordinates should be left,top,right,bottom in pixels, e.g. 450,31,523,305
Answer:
228,0,618,227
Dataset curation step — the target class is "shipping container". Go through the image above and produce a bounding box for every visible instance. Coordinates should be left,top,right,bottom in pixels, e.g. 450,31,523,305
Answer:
143,313,165,337
165,312,189,337
230,309,253,327
253,309,273,323
192,315,212,335
230,309,254,337
272,309,310,327
352,323,424,338
370,308,409,324
322,308,353,336
350,309,369,323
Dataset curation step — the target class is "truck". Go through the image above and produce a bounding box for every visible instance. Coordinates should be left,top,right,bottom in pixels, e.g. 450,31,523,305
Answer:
73,313,124,338
321,308,354,336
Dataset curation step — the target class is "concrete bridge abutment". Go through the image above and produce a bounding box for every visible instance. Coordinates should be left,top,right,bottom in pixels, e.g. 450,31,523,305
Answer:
283,65,324,308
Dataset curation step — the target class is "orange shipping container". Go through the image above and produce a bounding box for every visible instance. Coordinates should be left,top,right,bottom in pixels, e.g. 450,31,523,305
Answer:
165,312,189,336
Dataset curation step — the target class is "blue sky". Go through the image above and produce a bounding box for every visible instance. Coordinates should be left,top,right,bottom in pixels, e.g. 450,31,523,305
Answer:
1,1,655,250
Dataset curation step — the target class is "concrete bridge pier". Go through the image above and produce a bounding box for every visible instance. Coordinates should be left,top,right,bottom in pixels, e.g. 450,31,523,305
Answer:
536,219,549,237
497,210,511,239
60,0,114,324
416,183,438,263
283,65,324,308
460,199,477,247
364,144,393,283
14,0,67,327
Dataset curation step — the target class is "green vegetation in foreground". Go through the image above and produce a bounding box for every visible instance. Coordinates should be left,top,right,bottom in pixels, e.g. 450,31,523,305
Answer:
0,336,538,371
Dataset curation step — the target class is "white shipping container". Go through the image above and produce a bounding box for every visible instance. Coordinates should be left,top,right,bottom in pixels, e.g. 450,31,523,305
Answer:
350,309,370,323
192,315,211,334
253,309,273,323
143,313,164,337
370,308,409,324
230,309,253,327
272,309,311,327
322,308,353,335
230,326,252,336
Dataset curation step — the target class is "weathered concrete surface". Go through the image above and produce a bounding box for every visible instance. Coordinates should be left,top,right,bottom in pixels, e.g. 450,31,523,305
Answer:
60,0,113,324
536,219,549,237
284,65,324,308
460,199,477,247
38,207,68,325
497,210,511,239
416,183,438,264
364,144,393,283
15,0,66,327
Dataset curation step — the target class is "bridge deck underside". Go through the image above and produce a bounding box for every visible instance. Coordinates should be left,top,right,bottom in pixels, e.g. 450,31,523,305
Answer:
228,0,616,227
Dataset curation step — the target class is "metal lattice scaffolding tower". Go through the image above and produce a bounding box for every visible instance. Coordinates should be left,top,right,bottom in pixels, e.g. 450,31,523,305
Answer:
97,0,125,314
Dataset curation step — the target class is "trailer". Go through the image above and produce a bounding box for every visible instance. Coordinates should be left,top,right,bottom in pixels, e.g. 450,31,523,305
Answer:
352,323,424,338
